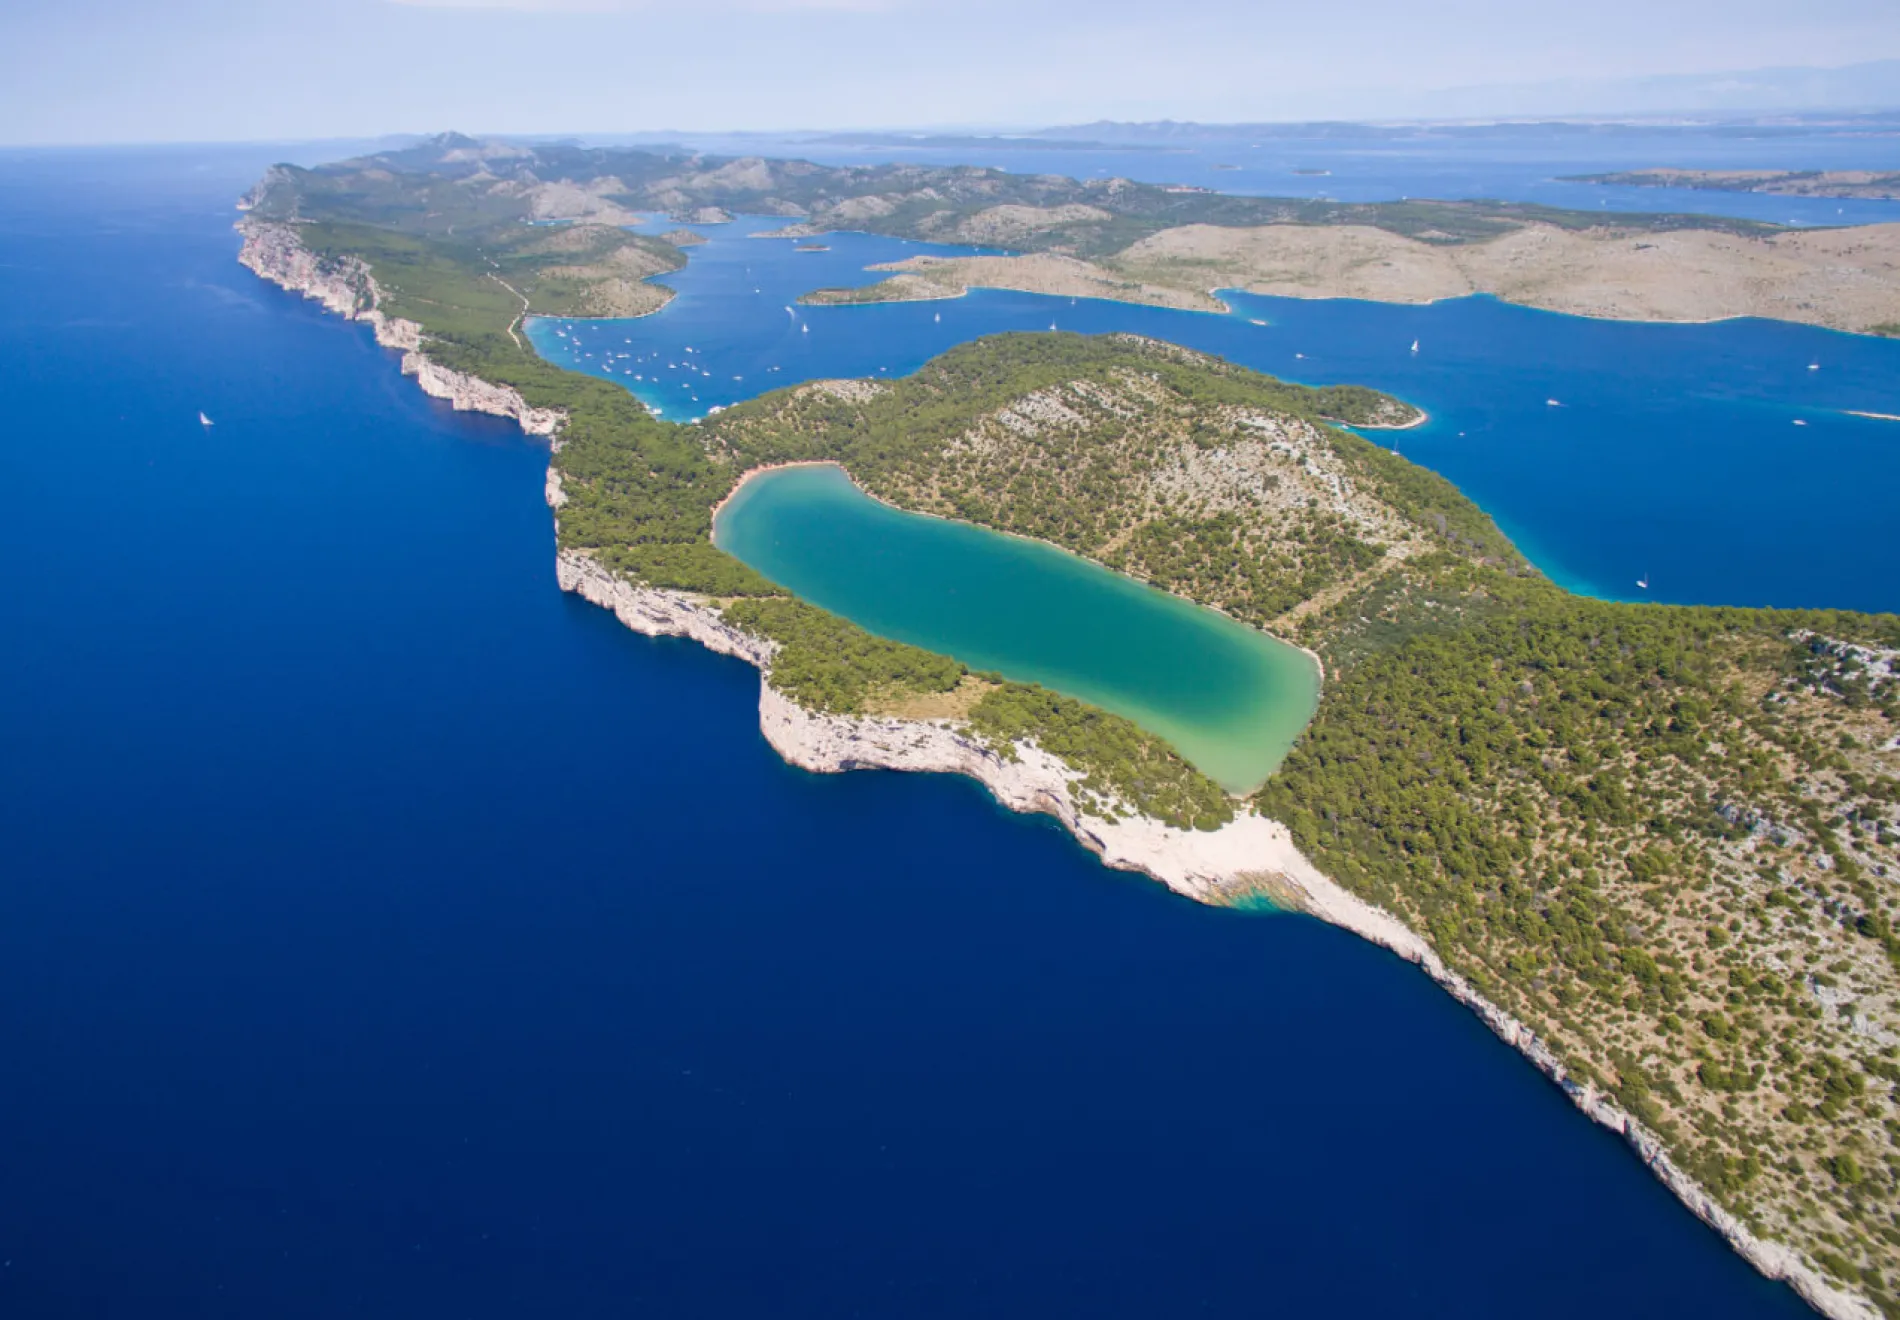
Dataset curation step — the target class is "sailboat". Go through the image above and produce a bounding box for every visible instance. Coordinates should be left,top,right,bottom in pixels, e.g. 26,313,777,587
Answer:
933,312,940,323
198,411,214,427
1808,361,1820,371
1636,573,1649,590
1409,339,1419,354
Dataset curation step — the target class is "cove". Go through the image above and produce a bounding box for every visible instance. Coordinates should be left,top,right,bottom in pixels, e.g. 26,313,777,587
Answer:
713,463,1320,791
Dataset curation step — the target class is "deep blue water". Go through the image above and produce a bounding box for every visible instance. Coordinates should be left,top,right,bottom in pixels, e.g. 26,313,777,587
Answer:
533,220,1900,616
0,149,1829,1317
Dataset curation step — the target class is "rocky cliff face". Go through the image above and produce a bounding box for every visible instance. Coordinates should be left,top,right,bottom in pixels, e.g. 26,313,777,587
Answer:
236,219,565,438
555,549,775,670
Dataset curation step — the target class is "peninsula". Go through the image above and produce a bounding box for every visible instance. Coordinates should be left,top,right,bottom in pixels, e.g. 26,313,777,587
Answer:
239,140,1900,1320
247,132,1899,334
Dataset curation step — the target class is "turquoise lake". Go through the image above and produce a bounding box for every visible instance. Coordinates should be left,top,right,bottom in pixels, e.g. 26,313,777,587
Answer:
713,463,1320,791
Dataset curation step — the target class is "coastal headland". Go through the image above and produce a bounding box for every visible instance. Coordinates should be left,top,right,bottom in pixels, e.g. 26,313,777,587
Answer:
239,137,1900,1320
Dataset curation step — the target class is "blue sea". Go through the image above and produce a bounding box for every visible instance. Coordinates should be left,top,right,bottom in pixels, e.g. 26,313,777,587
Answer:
0,143,1864,1319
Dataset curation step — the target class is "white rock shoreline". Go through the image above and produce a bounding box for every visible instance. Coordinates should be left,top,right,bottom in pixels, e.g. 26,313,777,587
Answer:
237,219,565,438
237,216,1873,1320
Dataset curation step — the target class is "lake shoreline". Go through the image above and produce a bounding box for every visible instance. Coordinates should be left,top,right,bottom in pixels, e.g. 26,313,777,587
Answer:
713,456,1332,711
239,215,1873,1320
712,459,1319,791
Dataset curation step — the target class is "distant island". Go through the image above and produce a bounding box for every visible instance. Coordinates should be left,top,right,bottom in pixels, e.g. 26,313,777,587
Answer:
801,221,1900,332
239,135,1900,1320
1570,168,1900,200
247,133,1900,335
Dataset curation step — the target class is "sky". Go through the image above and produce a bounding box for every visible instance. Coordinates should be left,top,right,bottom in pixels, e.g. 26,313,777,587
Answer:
3,0,1899,144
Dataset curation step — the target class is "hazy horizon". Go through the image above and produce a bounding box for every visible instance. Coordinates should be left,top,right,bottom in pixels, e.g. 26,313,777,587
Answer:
4,0,1899,146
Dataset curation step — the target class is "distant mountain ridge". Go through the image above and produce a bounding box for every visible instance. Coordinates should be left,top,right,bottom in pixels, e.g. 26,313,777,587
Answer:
1038,60,1900,131
1414,58,1900,119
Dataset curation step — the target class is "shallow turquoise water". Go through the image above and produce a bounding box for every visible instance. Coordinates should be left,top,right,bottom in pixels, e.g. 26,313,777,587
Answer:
714,464,1320,791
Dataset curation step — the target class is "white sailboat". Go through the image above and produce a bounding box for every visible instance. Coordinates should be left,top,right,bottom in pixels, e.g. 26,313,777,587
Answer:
1636,573,1649,590
198,411,214,427
1808,361,1820,371
1409,339,1419,354
933,312,940,323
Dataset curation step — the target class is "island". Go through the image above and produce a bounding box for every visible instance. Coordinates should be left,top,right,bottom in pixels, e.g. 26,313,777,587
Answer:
245,133,1900,335
809,220,1900,332
1569,169,1900,201
238,137,1900,1320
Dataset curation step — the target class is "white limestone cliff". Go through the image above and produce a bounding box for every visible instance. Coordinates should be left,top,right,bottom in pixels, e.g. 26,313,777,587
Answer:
236,219,564,438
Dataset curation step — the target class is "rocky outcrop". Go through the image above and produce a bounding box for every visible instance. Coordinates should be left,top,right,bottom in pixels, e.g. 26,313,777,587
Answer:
236,219,565,438
555,549,774,670
949,202,1115,246
669,206,733,225
751,221,824,240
